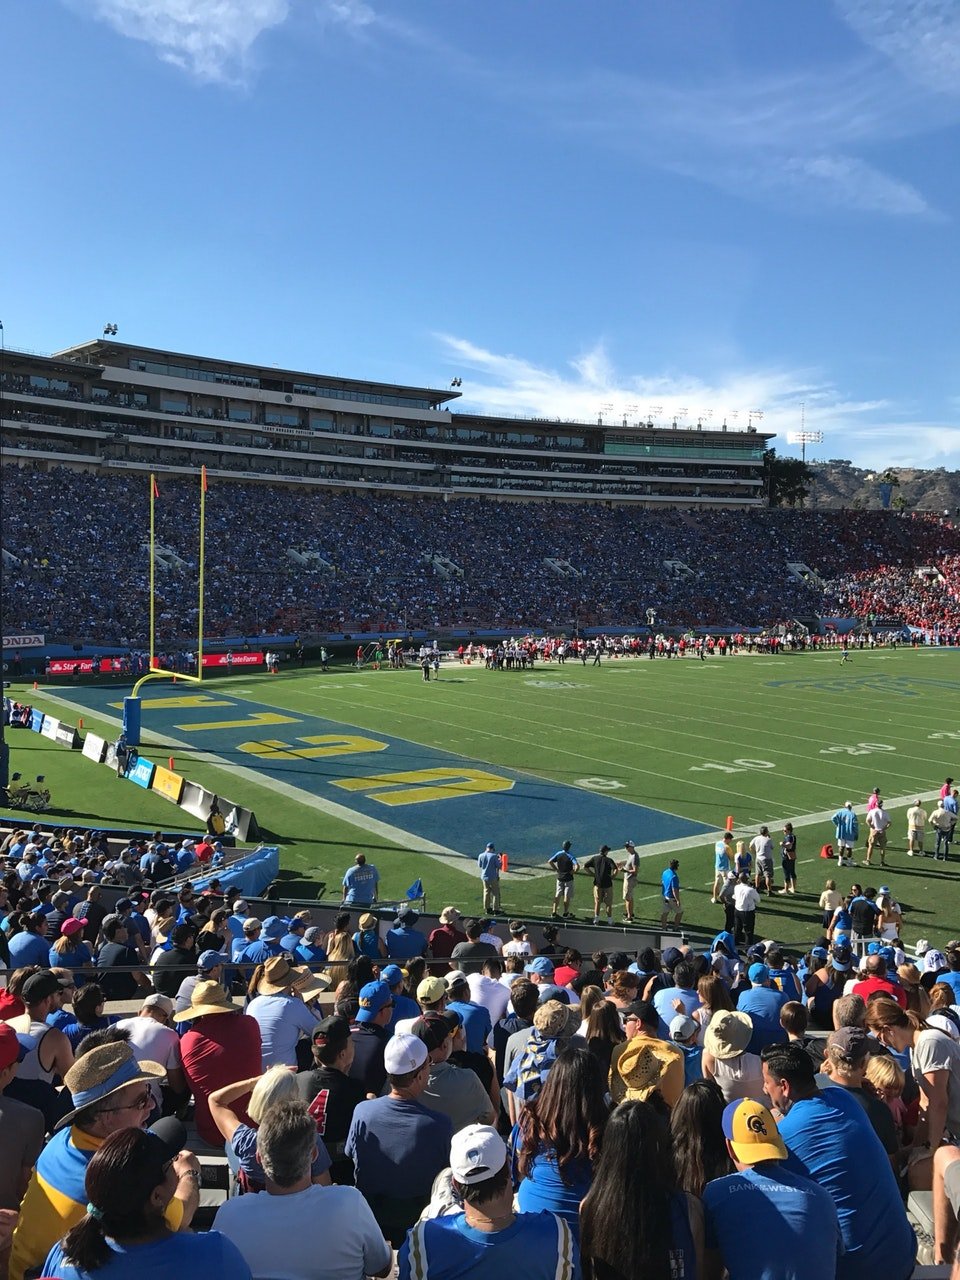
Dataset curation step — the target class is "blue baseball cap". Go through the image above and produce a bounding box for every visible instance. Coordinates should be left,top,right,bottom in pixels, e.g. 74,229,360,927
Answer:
524,957,555,977
197,950,225,972
866,941,881,955
879,946,897,965
381,965,404,987
356,981,393,1023
748,963,770,984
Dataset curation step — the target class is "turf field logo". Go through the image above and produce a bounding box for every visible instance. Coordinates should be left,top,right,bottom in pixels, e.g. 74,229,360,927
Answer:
765,674,960,698
524,679,586,689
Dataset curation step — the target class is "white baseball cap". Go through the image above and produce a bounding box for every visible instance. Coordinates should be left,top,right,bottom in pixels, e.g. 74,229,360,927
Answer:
383,1033,428,1077
142,993,175,1018
450,1124,508,1185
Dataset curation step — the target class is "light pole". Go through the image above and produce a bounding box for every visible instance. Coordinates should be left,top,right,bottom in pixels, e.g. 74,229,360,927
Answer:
786,429,824,464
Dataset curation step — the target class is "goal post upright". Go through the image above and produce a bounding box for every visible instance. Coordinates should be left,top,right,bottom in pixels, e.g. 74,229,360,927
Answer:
125,469,206,744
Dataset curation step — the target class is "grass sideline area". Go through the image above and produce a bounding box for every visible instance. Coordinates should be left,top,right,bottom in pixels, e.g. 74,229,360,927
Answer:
7,645,960,951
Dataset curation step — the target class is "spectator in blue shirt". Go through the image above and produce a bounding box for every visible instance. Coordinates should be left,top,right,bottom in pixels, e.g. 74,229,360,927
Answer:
295,926,329,968
279,917,308,955
342,855,379,907
8,913,51,968
402,1122,581,1280
761,1043,915,1280
346,1033,452,1247
175,839,197,874
477,843,503,914
703,1097,843,1280
737,964,787,1055
385,909,428,961
445,972,492,1053
660,860,683,928
653,960,701,1038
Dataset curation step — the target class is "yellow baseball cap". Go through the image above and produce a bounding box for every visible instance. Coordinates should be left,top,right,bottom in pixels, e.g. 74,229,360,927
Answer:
722,1099,786,1164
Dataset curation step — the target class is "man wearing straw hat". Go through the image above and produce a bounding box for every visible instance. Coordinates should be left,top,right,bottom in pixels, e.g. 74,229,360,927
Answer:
176,980,262,1147
246,955,330,1069
9,1040,200,1280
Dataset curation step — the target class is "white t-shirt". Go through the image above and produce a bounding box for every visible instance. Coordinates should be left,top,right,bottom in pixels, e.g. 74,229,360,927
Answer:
733,884,761,912
868,808,891,833
213,1182,391,1280
114,1015,182,1104
502,939,532,957
467,973,510,1023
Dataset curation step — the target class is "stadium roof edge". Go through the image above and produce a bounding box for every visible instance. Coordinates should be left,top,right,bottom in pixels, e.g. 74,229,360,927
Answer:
51,338,461,407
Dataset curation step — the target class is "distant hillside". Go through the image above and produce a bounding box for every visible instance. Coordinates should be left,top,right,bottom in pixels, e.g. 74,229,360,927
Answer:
805,461,960,513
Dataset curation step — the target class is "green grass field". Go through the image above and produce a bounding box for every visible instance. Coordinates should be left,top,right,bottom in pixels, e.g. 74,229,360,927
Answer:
7,646,960,951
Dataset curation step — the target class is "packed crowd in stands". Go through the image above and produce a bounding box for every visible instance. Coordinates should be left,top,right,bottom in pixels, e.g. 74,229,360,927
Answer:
2,467,960,641
5,816,960,1276
824,559,960,633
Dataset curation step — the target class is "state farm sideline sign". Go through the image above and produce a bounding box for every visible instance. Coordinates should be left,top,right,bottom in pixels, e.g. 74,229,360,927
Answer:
200,652,264,667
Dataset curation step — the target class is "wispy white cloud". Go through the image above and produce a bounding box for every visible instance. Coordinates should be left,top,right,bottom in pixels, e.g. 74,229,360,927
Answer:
521,60,948,219
759,154,936,219
835,0,960,98
68,0,953,218
75,0,291,84
326,8,948,219
436,333,960,469
317,0,376,33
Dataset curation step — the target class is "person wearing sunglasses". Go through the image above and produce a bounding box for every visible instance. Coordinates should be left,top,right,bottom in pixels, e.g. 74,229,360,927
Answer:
9,1040,200,1280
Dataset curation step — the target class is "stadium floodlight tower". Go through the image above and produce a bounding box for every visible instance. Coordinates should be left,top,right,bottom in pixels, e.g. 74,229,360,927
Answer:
786,430,824,463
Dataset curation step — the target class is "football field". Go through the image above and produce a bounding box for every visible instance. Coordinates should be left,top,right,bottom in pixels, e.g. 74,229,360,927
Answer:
12,645,960,950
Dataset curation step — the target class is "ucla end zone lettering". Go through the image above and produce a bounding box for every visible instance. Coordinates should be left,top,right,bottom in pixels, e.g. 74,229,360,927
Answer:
66,686,711,864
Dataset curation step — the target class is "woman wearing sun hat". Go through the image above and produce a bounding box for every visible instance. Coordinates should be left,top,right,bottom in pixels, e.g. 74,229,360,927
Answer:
245,956,330,1069
353,912,387,961
702,1010,765,1104
40,1125,251,1280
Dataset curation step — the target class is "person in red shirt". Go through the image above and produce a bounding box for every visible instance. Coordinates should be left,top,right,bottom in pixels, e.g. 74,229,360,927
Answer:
427,908,467,964
194,840,216,865
553,949,583,989
175,980,262,1147
852,956,908,1009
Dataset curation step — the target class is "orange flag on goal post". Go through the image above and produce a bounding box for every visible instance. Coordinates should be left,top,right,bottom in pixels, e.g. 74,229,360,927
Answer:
201,465,208,493
152,476,160,499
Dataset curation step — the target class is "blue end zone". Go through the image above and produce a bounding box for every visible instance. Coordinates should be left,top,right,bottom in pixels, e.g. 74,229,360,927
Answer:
56,685,713,866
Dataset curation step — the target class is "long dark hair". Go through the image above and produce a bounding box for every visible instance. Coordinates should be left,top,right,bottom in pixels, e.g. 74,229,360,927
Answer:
517,1046,608,1183
61,1128,171,1271
580,1100,677,1280
670,1079,734,1197
584,1000,625,1077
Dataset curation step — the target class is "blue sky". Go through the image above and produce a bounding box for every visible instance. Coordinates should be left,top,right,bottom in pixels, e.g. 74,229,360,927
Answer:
3,0,958,468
